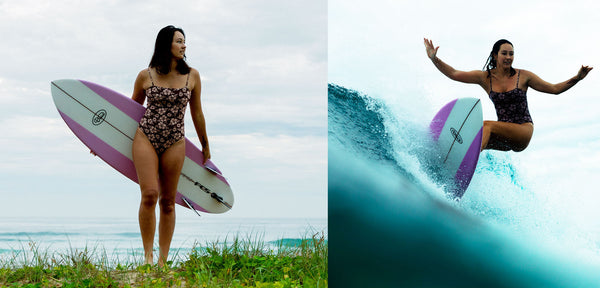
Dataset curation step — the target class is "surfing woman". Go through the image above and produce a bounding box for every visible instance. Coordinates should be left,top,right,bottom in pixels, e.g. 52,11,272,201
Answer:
424,38,592,152
131,25,210,266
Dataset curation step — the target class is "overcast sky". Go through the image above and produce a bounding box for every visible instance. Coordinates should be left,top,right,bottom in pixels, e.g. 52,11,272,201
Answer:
0,0,327,220
329,0,600,226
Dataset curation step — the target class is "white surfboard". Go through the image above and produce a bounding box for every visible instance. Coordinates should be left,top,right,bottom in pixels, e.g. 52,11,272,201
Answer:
51,79,234,214
430,98,483,198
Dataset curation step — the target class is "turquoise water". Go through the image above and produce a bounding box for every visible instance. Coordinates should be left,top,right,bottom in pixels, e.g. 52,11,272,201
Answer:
0,217,326,266
328,84,600,287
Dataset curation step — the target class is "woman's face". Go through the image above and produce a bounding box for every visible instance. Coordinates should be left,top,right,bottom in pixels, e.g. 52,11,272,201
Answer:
171,31,186,60
495,43,514,69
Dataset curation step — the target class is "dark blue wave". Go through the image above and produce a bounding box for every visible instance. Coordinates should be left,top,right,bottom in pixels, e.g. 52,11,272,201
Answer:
328,83,395,164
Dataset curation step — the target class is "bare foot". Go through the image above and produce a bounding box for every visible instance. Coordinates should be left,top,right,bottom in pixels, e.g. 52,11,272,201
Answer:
144,252,153,266
158,256,167,268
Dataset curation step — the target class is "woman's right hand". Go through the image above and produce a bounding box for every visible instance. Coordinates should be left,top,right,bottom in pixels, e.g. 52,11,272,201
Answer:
424,38,439,60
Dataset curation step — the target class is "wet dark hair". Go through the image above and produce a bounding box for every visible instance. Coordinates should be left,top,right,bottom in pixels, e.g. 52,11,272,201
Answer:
483,39,516,78
149,25,191,75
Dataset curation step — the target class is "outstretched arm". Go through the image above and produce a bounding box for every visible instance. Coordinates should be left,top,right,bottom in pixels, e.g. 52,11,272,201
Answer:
526,65,593,95
424,38,484,85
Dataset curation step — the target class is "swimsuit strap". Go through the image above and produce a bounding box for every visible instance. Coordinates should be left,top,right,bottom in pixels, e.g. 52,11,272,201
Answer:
489,70,521,93
147,68,155,86
185,72,190,88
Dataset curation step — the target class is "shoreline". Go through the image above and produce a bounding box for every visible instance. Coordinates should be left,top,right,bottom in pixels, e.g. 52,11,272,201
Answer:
0,217,327,261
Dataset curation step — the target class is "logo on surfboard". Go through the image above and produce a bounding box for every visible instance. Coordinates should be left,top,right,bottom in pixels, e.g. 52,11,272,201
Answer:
92,109,107,126
450,127,463,144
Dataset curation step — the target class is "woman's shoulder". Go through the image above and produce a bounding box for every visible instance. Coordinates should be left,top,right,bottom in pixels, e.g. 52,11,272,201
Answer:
187,67,201,90
516,69,536,81
188,67,201,82
188,67,200,78
516,68,533,75
136,67,151,80
134,67,152,86
473,69,490,82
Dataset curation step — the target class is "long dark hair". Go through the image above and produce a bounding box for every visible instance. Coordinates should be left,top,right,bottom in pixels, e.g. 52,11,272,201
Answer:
149,25,191,75
483,39,516,78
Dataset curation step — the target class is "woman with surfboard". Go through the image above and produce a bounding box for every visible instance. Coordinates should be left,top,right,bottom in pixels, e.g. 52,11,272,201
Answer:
424,38,592,152
131,25,210,266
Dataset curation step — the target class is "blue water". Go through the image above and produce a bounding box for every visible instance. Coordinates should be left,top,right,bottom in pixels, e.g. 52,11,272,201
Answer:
0,217,326,266
328,84,600,287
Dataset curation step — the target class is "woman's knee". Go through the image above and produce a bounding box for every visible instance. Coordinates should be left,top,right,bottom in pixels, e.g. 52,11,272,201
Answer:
512,139,530,152
141,188,159,208
483,120,499,134
159,196,176,214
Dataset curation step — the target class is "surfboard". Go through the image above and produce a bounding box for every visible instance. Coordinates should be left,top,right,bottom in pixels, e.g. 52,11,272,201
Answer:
51,79,233,214
430,98,483,198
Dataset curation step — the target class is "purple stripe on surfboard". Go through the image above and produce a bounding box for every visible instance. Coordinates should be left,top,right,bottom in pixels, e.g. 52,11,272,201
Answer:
430,99,457,141
80,79,228,184
454,127,483,197
80,80,145,122
59,110,211,212
58,110,138,183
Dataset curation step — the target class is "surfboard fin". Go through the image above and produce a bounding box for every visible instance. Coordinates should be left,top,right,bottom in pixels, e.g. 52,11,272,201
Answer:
181,196,201,217
205,166,222,176
181,173,233,209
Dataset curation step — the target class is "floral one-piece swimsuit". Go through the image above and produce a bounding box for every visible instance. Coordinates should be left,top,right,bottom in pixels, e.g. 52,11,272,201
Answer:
139,68,192,155
488,69,533,124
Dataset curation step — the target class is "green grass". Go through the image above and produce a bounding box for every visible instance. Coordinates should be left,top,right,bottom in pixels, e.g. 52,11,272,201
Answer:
0,232,327,287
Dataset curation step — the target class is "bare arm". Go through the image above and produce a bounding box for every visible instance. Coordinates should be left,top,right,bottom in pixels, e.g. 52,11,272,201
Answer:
188,68,211,165
424,38,486,87
526,66,593,95
132,69,147,105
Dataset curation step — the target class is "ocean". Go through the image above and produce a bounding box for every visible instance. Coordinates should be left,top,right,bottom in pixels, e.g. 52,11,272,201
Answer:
0,216,326,266
328,83,600,287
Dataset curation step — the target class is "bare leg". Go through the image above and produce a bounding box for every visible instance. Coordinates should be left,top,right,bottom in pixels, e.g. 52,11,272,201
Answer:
132,129,160,265
157,139,186,267
481,121,534,152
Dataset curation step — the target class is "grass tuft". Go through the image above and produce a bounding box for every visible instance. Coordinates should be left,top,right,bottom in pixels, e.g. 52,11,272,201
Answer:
0,232,327,287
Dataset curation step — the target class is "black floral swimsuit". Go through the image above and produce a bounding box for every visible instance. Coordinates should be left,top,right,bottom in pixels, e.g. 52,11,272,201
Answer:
488,70,533,124
139,68,192,155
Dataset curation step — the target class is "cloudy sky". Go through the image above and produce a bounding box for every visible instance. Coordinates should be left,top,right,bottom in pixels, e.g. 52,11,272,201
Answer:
0,0,327,220
330,0,600,225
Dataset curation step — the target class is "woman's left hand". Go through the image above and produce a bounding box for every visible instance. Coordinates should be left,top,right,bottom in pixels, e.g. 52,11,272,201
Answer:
577,65,593,80
202,146,211,165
